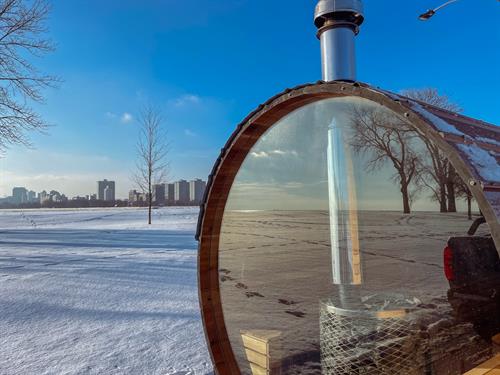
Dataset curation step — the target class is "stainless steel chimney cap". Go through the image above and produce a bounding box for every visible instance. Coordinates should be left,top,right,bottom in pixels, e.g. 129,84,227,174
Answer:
314,0,364,28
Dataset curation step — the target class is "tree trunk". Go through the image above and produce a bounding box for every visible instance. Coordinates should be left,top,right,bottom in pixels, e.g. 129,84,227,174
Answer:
439,184,447,213
467,195,472,220
446,186,457,212
401,184,411,214
148,197,152,224
446,166,457,212
148,183,152,225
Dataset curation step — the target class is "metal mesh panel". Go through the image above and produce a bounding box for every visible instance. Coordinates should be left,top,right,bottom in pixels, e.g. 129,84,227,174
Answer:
320,301,427,374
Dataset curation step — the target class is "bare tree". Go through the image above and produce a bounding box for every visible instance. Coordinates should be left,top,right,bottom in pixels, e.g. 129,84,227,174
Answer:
456,179,474,220
349,107,422,214
446,165,458,212
402,88,462,212
0,0,57,153
417,138,449,212
133,106,170,224
400,88,462,113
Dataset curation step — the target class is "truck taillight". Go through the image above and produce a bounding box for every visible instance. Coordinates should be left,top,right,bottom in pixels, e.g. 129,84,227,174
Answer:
444,246,454,281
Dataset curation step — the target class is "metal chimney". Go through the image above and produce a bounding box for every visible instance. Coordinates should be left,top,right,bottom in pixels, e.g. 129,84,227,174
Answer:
314,0,364,82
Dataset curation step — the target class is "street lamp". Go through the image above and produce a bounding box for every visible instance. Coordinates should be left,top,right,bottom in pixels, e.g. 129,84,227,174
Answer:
419,0,500,20
419,0,460,20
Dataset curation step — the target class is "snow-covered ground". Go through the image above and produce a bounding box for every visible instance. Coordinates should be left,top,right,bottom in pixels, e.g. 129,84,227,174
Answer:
0,207,212,375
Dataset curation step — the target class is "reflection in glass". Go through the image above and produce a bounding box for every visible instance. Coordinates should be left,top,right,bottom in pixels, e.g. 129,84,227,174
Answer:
327,119,362,287
219,97,498,374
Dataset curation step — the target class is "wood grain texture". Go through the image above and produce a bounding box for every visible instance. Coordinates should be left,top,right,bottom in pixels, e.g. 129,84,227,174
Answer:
463,354,500,375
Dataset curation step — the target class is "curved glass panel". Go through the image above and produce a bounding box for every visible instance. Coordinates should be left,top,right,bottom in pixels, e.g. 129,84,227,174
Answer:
219,97,498,374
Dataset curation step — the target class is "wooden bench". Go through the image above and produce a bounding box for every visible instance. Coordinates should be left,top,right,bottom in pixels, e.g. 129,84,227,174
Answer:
241,330,282,375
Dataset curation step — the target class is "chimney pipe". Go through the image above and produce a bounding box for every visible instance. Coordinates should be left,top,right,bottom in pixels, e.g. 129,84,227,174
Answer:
314,0,364,82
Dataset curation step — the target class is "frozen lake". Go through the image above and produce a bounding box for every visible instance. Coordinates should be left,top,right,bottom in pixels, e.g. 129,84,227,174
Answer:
0,207,212,375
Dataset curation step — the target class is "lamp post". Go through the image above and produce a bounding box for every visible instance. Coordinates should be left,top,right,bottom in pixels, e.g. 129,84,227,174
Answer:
419,0,499,20
419,0,459,20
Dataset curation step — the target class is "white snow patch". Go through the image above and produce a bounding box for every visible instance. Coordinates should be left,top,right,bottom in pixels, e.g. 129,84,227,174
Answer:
457,144,500,182
474,136,500,148
410,102,465,137
0,207,213,375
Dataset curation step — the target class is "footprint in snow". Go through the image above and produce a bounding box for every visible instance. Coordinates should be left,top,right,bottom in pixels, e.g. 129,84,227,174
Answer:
286,310,306,318
278,298,298,306
245,291,264,298
220,275,234,282
235,282,248,289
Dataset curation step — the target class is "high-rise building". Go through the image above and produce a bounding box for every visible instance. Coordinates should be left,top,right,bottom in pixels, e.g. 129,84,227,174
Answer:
174,180,189,204
12,187,28,204
27,191,37,203
189,179,206,205
153,184,166,205
104,186,113,201
97,180,115,201
166,183,175,205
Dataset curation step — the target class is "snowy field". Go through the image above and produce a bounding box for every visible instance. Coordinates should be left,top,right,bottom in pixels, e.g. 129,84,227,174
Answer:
0,207,212,375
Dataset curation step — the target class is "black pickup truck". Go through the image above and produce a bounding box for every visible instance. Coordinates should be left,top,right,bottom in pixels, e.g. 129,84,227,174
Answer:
445,218,500,339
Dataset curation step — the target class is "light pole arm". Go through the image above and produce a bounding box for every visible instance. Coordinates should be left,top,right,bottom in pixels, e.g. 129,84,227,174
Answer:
419,0,460,20
433,0,460,13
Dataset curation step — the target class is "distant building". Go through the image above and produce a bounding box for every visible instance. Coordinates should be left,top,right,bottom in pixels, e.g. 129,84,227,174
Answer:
0,197,12,205
153,184,166,205
129,190,142,204
27,190,37,203
12,187,28,204
97,180,115,201
166,183,175,205
128,190,148,205
129,190,139,203
104,186,113,202
189,179,206,205
174,180,189,204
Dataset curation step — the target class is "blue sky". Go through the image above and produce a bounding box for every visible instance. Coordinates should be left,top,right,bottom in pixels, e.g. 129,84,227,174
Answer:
0,0,499,198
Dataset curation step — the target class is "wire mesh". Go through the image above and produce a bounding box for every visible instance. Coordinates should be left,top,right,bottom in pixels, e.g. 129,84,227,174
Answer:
320,301,428,374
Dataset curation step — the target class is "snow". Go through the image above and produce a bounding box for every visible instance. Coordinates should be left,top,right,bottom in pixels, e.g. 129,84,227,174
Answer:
407,102,500,183
0,207,212,375
474,136,500,148
410,102,466,137
457,143,500,183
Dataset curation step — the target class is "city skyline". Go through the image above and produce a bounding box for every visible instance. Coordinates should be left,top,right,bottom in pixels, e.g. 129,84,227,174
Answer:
0,177,207,202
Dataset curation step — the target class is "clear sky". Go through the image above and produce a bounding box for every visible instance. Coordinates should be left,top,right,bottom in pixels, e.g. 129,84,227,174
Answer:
0,0,499,199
